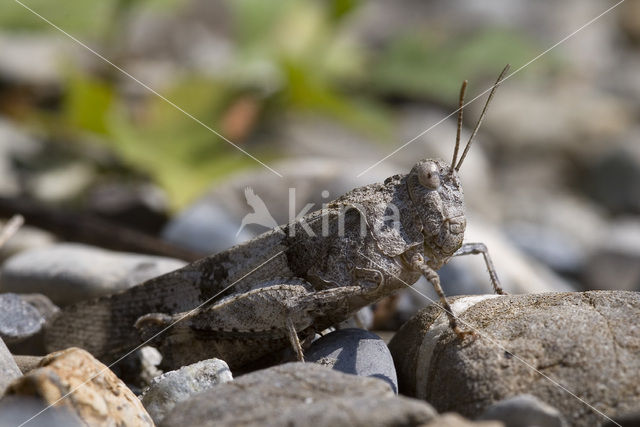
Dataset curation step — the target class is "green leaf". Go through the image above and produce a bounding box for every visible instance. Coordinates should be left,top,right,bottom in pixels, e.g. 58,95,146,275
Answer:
64,73,115,135
0,0,118,38
370,28,552,102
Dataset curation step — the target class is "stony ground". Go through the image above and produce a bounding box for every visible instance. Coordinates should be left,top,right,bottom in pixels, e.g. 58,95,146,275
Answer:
1,0,640,426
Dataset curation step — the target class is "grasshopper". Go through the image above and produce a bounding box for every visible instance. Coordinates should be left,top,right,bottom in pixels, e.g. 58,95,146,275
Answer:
45,66,509,370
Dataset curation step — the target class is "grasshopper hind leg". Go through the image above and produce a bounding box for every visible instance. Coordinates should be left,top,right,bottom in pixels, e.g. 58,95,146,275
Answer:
286,316,305,362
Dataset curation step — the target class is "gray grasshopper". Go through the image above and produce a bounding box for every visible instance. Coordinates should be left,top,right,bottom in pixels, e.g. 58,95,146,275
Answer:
45,66,509,370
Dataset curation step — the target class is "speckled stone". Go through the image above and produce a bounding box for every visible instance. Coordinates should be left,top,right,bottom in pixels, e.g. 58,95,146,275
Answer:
0,293,47,344
306,328,398,393
389,291,640,427
0,243,186,305
478,394,568,427
140,358,233,424
0,337,21,395
159,362,436,427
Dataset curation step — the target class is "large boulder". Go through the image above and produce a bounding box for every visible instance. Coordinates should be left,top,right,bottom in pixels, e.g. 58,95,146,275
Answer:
389,291,640,427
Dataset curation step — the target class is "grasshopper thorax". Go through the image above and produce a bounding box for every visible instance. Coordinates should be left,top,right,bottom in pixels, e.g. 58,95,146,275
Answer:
407,159,465,263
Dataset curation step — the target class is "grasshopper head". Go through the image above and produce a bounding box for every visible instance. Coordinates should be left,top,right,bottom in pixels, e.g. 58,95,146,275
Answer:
408,159,465,261
408,65,509,263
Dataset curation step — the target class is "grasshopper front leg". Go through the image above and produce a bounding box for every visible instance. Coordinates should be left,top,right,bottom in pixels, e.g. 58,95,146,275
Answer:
409,253,475,340
454,242,506,295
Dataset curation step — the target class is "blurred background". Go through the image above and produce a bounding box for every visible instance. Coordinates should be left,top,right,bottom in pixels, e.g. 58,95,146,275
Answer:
0,0,639,328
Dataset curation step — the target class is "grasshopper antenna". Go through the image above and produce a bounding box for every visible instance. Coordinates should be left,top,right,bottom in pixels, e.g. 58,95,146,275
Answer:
451,80,468,170
455,64,510,171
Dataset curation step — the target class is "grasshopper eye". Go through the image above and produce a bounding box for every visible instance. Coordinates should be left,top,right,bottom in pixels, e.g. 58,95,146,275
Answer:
418,162,440,190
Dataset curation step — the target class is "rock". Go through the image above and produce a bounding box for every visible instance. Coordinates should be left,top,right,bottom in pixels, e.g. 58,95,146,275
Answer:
28,162,96,203
337,306,374,329
0,337,21,395
583,218,640,292
484,82,630,155
140,358,233,424
0,293,46,344
388,291,640,426
138,346,163,388
504,222,586,276
162,201,250,254
5,294,60,355
478,394,568,427
0,243,186,305
0,35,72,87
12,355,43,375
86,182,170,234
453,219,576,295
113,346,163,393
19,293,60,320
500,190,607,257
0,224,56,263
305,328,398,393
584,137,640,214
0,395,82,426
5,347,153,426
0,117,42,196
159,362,436,427
423,413,503,427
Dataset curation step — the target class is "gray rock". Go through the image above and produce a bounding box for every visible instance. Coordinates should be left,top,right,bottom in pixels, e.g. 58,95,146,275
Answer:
388,291,640,427
0,395,83,427
159,362,436,427
585,139,640,214
0,243,186,305
0,293,46,344
0,35,73,87
4,294,60,356
424,413,504,427
113,346,163,393
0,337,21,395
306,328,398,393
337,306,374,330
12,355,42,375
0,225,56,263
19,294,60,321
504,222,586,276
162,202,250,254
478,394,568,427
484,81,630,154
28,162,96,203
140,358,233,424
138,346,163,387
0,117,42,196
583,218,640,292
86,182,169,234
